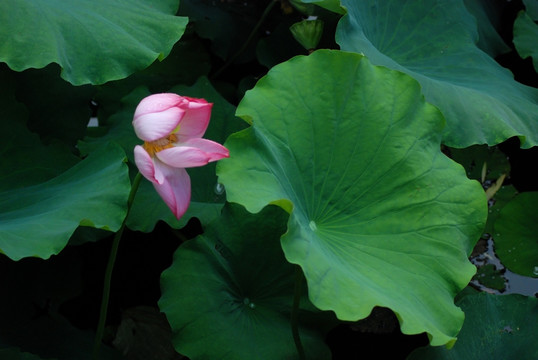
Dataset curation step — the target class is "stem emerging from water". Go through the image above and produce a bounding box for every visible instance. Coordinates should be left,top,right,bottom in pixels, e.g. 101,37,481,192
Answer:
93,172,142,360
291,265,306,360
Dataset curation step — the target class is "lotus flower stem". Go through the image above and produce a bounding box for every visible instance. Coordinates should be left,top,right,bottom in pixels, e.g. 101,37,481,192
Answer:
93,172,143,360
291,265,306,360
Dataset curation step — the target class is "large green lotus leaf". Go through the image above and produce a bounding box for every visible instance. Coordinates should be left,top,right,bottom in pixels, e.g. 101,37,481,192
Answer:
472,264,506,292
66,226,112,247
0,143,130,260
336,0,538,148
159,203,332,360
80,78,246,231
127,178,224,232
485,185,517,235
9,65,95,148
463,0,511,57
494,192,538,277
523,0,538,20
298,0,345,14
513,10,538,72
0,82,79,191
0,117,79,191
408,293,538,359
0,0,187,85
447,145,510,183
0,348,54,360
78,87,150,163
179,0,261,62
217,50,487,346
95,35,211,120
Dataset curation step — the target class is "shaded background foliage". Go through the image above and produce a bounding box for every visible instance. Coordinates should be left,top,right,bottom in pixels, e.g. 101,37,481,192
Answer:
1,0,537,359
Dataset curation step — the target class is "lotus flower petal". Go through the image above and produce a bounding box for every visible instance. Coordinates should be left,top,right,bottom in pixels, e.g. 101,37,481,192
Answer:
134,145,165,184
133,107,184,142
134,93,182,118
132,93,229,221
152,163,191,219
156,146,212,168
181,138,230,161
175,98,212,140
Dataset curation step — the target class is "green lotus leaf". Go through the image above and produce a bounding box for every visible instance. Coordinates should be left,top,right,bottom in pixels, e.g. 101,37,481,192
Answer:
408,293,538,359
95,35,211,117
513,10,538,72
463,0,511,57
78,87,150,163
0,84,79,191
472,264,506,291
127,178,224,232
0,348,54,360
0,142,130,260
447,144,510,183
179,0,260,62
217,50,487,346
9,65,95,148
523,0,538,20
485,185,517,235
336,0,538,148
494,192,538,277
297,0,345,14
0,0,187,85
66,227,112,247
159,203,333,360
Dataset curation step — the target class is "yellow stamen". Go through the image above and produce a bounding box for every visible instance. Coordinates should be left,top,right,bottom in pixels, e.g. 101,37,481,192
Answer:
143,134,178,157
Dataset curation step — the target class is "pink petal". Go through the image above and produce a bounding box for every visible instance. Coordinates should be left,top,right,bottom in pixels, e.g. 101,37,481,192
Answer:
134,93,182,118
133,107,185,142
152,164,191,220
175,98,213,140
134,145,160,184
134,145,153,175
155,146,212,168
181,138,230,162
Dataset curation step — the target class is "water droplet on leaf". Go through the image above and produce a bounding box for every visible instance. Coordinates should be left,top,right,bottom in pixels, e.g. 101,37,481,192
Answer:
214,183,225,195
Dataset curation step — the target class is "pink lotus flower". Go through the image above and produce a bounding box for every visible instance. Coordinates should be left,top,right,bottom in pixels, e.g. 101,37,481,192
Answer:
132,93,229,219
